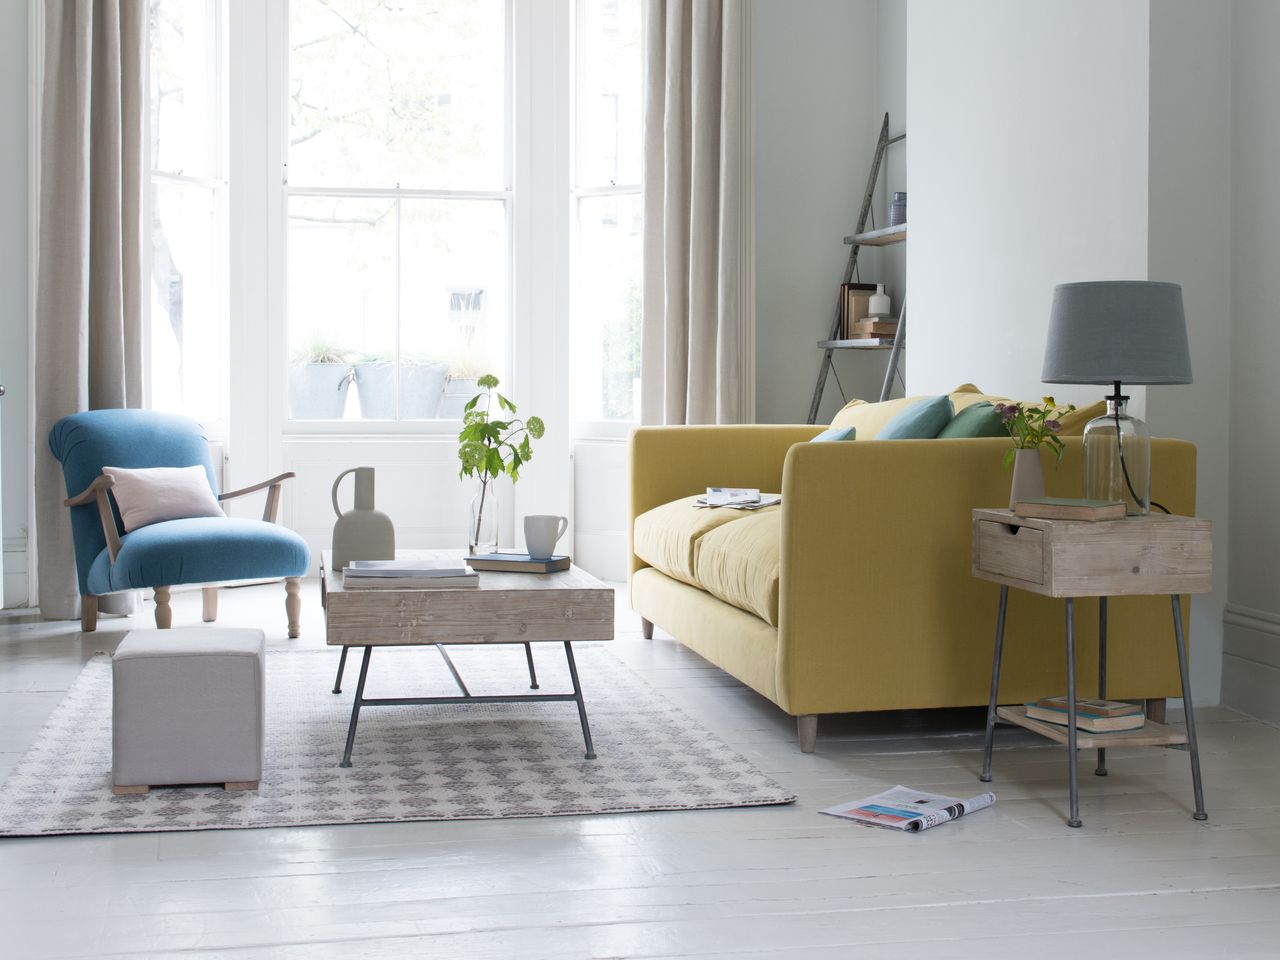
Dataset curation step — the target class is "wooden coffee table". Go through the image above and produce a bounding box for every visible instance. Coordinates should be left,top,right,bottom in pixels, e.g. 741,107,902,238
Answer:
320,550,614,767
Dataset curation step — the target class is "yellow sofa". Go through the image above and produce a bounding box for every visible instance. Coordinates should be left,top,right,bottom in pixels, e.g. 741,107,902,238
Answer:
628,388,1196,752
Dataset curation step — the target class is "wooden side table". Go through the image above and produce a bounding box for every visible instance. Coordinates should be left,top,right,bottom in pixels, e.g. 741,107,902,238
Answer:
971,508,1212,828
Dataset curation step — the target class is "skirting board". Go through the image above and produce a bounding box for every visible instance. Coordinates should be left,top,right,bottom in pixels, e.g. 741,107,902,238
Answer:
1222,602,1280,725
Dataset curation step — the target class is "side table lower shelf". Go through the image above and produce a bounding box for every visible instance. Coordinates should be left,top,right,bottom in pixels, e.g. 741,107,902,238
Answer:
995,705,1187,749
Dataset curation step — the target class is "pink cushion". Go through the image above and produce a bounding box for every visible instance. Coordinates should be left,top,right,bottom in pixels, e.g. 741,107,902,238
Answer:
102,465,225,532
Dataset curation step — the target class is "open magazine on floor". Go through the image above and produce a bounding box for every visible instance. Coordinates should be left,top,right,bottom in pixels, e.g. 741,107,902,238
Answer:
819,785,996,832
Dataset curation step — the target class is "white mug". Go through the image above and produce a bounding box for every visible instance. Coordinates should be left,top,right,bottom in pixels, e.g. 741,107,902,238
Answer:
524,514,568,560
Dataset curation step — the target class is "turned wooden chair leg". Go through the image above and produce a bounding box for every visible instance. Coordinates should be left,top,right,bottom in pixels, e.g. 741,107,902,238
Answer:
80,595,98,633
202,587,219,622
285,577,302,638
153,586,173,629
641,617,654,640
797,714,818,754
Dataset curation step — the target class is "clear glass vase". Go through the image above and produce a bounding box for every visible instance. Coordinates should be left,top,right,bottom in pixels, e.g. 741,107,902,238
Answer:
469,482,498,554
1083,396,1150,515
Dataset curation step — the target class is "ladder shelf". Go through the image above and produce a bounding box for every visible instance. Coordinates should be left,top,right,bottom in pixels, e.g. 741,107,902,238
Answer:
807,112,907,423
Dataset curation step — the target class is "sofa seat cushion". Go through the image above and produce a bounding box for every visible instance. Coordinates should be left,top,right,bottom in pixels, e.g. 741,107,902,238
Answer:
87,517,311,595
633,495,778,587
694,511,782,626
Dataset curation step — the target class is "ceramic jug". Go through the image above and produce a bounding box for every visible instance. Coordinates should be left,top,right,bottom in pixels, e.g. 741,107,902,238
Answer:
331,467,395,569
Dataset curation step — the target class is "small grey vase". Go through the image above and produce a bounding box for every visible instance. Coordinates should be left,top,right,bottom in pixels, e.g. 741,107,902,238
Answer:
1009,448,1046,509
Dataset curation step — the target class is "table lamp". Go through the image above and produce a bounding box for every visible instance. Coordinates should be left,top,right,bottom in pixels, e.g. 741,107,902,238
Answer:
1041,281,1192,515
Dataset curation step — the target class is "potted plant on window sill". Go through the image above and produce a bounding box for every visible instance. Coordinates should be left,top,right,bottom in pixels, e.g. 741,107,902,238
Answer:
353,352,449,420
288,341,354,420
457,374,545,554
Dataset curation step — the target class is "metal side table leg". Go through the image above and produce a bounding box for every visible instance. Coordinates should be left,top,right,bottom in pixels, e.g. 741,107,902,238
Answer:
332,645,350,695
1065,598,1082,828
563,642,596,760
339,646,373,768
1171,595,1208,821
1096,597,1108,777
980,585,1009,783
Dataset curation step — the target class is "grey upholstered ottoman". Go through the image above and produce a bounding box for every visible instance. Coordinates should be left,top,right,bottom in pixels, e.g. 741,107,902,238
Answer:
112,627,266,795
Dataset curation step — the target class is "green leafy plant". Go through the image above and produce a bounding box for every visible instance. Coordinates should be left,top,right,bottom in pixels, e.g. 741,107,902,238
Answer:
457,374,546,546
996,397,1077,468
292,340,352,364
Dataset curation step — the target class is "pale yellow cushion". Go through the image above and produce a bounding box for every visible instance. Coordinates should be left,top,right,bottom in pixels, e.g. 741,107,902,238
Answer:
1057,400,1106,436
101,465,224,532
633,496,778,587
694,511,781,626
829,395,928,439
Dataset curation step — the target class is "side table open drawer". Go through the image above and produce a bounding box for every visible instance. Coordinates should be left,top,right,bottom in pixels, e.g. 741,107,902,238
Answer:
972,519,1046,587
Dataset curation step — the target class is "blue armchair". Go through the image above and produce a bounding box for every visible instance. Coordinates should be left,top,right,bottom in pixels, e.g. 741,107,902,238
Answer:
49,409,311,635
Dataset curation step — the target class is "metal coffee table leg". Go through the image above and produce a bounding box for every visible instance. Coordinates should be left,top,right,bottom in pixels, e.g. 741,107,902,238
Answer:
339,646,373,768
524,642,540,689
564,641,596,760
332,645,350,694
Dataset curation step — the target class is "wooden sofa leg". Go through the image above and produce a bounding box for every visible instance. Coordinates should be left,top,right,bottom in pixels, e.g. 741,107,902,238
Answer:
154,586,173,629
285,577,302,639
202,587,219,622
797,714,818,753
1146,698,1167,724
641,617,654,640
80,595,98,633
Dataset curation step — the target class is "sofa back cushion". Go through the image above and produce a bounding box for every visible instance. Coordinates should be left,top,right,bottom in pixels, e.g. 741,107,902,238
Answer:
877,395,954,439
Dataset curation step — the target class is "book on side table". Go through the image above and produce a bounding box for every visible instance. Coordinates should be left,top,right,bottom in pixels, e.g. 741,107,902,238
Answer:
466,553,571,574
1013,497,1126,521
1024,696,1145,732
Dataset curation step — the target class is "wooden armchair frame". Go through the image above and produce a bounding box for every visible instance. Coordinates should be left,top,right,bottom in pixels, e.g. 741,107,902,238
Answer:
64,471,302,636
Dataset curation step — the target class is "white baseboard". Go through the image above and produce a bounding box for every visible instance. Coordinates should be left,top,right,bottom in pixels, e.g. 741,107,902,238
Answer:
1222,602,1280,723
2,537,29,608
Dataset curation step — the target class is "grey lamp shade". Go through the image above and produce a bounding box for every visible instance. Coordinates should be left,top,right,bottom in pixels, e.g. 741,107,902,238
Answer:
1041,281,1192,385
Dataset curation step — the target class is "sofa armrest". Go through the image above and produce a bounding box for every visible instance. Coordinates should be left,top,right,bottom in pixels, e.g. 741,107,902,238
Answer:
629,424,822,576
774,436,1197,714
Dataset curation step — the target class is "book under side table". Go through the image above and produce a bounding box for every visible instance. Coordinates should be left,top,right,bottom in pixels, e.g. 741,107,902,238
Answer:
970,509,1213,828
320,550,615,767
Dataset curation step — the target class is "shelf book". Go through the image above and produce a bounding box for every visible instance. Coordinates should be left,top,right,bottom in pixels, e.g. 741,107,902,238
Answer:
1013,497,1126,521
1024,696,1145,732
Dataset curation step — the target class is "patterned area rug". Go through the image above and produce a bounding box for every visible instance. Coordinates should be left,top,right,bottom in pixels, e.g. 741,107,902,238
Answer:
0,644,794,836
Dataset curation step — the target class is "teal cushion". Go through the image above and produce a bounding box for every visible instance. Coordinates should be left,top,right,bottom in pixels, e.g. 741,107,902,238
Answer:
877,395,954,440
938,401,1007,438
811,426,855,442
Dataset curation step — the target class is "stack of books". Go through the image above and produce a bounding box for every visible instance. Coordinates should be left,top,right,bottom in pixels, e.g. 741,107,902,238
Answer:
1024,696,1146,732
341,559,478,590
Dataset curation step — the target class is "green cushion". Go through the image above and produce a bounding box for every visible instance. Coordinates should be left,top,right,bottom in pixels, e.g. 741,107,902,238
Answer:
877,395,954,440
811,425,855,442
937,401,1007,438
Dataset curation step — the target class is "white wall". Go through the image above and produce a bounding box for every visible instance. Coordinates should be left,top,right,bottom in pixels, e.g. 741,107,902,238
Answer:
1222,0,1280,722
753,0,892,425
0,0,30,606
1145,0,1231,707
907,0,1151,412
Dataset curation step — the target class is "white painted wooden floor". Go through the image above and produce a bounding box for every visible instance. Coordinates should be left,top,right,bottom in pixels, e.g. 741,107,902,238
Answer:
1,581,1278,959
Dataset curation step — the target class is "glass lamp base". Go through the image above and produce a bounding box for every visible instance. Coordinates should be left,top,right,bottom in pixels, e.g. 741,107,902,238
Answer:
1082,396,1150,515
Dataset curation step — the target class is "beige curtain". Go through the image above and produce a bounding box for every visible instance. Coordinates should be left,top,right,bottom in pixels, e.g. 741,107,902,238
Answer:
641,0,750,426
34,0,146,619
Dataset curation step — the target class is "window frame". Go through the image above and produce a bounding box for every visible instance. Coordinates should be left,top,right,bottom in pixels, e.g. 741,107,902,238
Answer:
278,1,516,434
569,0,642,441
144,0,231,441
